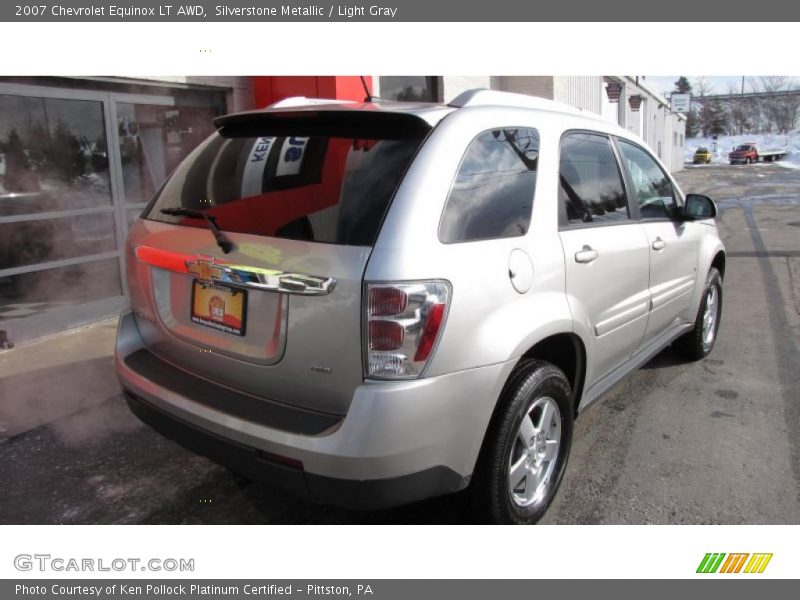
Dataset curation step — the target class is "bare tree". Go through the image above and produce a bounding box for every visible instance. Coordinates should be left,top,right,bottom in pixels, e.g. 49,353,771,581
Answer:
751,76,800,133
692,77,716,136
692,77,714,97
727,85,751,134
756,76,798,93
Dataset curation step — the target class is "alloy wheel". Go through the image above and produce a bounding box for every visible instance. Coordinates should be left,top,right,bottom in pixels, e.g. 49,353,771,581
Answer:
508,396,562,508
702,285,719,348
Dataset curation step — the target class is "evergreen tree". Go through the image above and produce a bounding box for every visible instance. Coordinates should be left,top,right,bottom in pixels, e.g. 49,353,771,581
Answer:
673,76,699,137
2,128,40,192
46,120,86,183
685,110,700,138
673,76,692,95
709,100,728,136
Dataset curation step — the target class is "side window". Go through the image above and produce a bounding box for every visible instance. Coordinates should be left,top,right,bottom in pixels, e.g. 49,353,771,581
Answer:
439,128,538,243
559,132,629,227
617,140,678,220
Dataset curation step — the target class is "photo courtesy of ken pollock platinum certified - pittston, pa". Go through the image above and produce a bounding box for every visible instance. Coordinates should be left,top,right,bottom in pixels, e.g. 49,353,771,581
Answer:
14,584,372,596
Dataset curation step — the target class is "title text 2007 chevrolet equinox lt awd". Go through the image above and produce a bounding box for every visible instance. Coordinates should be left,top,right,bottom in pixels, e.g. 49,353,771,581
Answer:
116,89,725,524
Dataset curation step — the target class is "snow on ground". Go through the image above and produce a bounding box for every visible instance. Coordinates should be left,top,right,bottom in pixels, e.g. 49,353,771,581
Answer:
684,131,800,169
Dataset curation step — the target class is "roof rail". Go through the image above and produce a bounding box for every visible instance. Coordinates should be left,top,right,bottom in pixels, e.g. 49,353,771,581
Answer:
268,96,357,108
449,88,588,117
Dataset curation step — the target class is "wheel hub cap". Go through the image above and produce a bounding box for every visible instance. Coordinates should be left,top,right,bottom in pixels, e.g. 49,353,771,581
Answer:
702,286,719,347
508,396,562,508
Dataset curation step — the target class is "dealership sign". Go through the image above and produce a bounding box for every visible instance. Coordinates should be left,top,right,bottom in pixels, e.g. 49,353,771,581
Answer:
671,93,691,113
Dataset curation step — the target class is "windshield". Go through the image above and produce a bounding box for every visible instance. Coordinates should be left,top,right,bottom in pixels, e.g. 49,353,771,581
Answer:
696,148,708,153
144,130,423,247
735,145,752,151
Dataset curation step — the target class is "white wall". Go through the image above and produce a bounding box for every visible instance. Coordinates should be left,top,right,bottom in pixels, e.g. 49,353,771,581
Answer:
133,76,255,113
441,76,492,103
600,80,620,125
553,76,603,114
393,75,687,172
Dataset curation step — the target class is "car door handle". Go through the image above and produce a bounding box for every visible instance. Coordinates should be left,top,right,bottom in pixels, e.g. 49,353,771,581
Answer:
652,237,666,251
575,245,599,264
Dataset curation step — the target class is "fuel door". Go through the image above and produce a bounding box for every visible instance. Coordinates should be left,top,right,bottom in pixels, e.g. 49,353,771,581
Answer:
508,248,534,294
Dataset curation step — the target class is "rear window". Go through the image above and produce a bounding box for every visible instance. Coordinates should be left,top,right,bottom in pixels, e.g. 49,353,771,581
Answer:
144,128,424,246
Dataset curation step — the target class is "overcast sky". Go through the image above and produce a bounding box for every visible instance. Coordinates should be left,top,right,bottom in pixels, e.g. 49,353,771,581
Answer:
646,76,771,96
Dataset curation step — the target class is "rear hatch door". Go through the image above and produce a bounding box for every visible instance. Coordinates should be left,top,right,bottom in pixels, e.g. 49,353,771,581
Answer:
127,107,434,416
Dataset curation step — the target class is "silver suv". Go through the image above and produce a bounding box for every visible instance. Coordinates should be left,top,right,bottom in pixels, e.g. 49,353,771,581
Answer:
115,89,725,524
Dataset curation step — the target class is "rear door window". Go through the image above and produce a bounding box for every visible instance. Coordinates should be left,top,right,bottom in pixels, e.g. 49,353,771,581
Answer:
559,132,630,227
439,127,538,243
145,128,424,247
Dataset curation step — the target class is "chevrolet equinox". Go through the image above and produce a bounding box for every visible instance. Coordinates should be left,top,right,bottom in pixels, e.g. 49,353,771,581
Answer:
115,89,725,524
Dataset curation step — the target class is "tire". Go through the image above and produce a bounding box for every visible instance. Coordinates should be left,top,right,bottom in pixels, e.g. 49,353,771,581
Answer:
673,268,723,361
470,360,573,524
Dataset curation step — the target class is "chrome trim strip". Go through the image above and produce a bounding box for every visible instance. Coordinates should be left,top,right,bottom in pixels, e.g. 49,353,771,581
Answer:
219,265,337,295
185,259,336,296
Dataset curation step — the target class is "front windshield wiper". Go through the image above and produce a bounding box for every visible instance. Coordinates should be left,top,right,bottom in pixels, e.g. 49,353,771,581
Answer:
160,208,233,254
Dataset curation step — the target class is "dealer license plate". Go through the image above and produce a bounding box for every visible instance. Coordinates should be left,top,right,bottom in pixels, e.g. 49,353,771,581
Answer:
190,281,247,336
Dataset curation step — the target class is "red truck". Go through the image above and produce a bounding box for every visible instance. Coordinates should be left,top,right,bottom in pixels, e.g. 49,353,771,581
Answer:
729,143,786,165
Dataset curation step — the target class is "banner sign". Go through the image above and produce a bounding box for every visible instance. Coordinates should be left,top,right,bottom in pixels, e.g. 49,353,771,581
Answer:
2,580,797,600
2,1,798,22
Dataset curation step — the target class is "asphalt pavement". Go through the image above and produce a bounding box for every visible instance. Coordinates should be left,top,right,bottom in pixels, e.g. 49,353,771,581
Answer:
2,162,799,524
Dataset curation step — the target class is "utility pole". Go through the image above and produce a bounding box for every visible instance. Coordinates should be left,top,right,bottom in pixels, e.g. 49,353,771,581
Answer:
741,76,745,95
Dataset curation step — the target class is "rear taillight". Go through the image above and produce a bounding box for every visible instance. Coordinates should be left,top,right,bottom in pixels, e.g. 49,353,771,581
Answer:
364,281,451,379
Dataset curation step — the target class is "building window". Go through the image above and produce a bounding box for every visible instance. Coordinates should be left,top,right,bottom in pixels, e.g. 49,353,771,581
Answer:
0,78,227,342
378,76,440,102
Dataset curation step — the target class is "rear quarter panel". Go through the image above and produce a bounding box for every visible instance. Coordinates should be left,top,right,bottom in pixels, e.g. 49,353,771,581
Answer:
366,107,574,377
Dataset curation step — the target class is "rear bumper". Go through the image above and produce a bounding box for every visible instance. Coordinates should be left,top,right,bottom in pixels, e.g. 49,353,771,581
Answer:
115,311,515,509
125,390,464,510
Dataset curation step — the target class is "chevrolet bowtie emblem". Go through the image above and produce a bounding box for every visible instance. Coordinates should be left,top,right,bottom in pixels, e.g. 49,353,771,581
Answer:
186,256,223,282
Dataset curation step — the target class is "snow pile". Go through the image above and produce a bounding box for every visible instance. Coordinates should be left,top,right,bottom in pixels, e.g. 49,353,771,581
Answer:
684,131,800,168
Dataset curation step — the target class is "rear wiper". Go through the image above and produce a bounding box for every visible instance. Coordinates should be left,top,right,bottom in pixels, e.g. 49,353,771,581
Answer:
160,208,233,254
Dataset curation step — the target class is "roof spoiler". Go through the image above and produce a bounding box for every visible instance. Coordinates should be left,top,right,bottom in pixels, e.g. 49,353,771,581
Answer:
214,107,433,140
268,96,357,108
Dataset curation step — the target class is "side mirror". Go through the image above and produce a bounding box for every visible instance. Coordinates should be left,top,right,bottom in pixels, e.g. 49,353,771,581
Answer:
684,194,717,220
